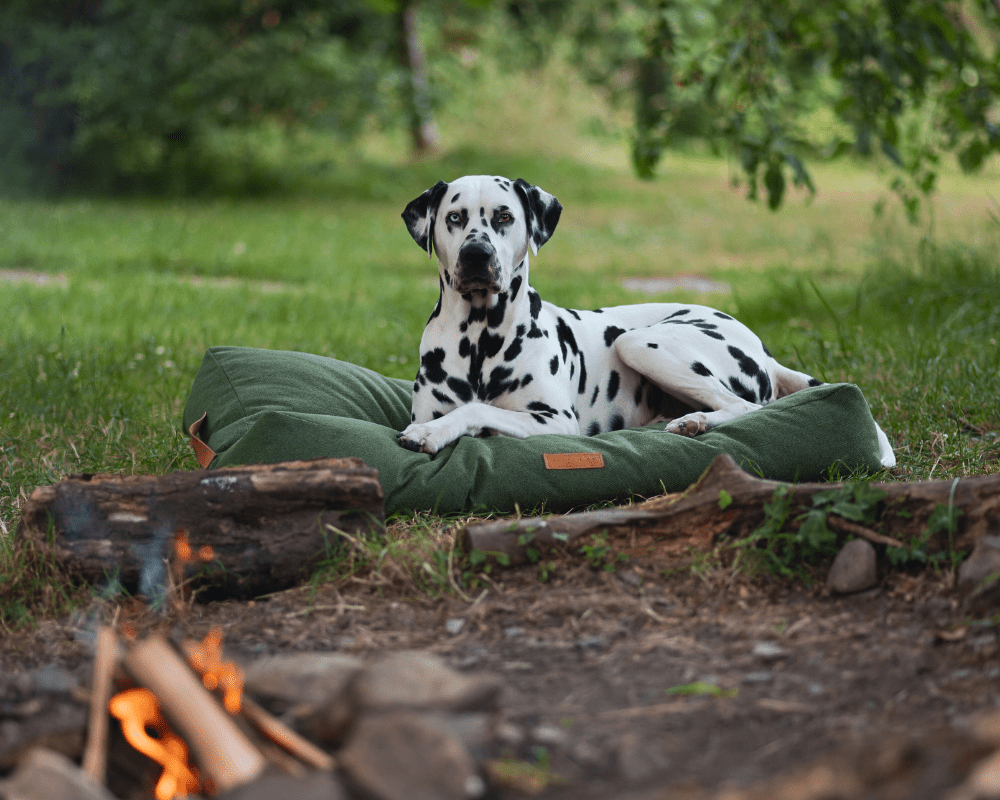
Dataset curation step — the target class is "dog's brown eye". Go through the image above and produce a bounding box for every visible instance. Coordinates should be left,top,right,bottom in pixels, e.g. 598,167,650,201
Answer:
499,212,512,223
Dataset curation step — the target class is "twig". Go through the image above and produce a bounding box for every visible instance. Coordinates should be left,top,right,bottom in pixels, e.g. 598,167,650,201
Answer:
241,696,336,772
826,515,905,549
82,626,118,785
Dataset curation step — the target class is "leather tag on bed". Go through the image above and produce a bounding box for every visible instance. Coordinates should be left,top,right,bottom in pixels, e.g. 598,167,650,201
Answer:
543,452,605,470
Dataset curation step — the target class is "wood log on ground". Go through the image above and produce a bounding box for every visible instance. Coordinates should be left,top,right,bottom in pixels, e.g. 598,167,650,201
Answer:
463,454,1000,569
16,458,384,599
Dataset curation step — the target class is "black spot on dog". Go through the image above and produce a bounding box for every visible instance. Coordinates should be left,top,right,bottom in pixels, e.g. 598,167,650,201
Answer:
411,412,416,422
549,355,559,375
527,400,558,416
527,322,544,339
428,296,441,324
593,308,604,314
531,413,549,424
634,377,645,406
509,275,523,302
590,385,600,406
577,353,587,395
467,304,487,325
521,373,533,387
756,369,772,401
432,410,443,420
728,376,757,403
694,322,718,331
667,308,691,319
451,193,461,202
413,381,421,393
487,292,508,327
587,421,601,436
480,329,504,358
603,325,626,347
432,388,453,405
692,361,713,377
421,348,447,384
701,330,725,340
647,342,658,349
727,345,760,378
563,409,572,418
490,205,513,235
609,414,625,431
570,363,575,379
503,335,523,362
529,289,542,320
808,377,822,387
714,312,733,320
459,321,468,333
556,317,579,361
447,377,473,403
762,342,773,358
458,337,471,358
606,370,620,402
567,309,581,321
484,366,517,400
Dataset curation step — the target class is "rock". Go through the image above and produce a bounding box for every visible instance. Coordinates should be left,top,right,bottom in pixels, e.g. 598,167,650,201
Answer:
0,704,87,770
0,748,117,800
243,652,364,710
752,642,790,662
214,770,348,800
352,651,502,714
339,711,485,800
445,618,466,635
530,723,569,747
827,539,878,594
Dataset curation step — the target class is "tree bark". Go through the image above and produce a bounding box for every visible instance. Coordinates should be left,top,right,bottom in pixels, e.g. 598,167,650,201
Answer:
463,454,997,568
397,0,439,154
17,458,384,600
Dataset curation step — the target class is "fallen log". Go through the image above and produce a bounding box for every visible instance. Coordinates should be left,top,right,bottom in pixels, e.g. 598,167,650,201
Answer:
463,454,999,568
16,458,384,600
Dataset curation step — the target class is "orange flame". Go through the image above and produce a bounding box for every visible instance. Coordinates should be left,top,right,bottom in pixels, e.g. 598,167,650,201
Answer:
187,627,243,714
109,688,201,800
174,530,215,564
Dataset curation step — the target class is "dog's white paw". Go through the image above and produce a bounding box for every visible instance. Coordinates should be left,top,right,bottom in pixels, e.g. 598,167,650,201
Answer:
665,413,709,437
397,422,452,455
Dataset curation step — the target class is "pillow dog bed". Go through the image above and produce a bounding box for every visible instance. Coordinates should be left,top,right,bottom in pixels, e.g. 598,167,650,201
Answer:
183,346,885,516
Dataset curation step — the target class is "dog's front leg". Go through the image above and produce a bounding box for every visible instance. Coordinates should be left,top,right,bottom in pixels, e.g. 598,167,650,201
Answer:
397,402,580,455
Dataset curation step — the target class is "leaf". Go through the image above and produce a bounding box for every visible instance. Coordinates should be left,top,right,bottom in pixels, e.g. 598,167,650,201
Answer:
718,489,733,510
764,163,785,210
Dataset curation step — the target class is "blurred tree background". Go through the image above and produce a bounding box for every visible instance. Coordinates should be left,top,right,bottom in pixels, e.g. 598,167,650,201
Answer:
1,0,997,211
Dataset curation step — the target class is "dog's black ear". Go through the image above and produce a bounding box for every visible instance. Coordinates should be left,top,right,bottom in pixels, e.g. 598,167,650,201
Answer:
402,181,449,258
514,179,562,256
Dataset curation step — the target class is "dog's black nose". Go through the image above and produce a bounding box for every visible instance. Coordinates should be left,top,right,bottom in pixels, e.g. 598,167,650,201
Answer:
459,241,494,270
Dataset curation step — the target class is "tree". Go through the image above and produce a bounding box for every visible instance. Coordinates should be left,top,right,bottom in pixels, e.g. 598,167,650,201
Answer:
0,0,407,191
623,0,1000,218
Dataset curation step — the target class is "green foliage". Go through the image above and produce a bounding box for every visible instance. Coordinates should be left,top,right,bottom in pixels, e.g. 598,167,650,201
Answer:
666,681,737,698
578,531,629,572
0,0,403,192
624,0,1000,217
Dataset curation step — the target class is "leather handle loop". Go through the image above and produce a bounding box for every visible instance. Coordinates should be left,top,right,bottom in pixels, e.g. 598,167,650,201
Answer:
188,412,217,469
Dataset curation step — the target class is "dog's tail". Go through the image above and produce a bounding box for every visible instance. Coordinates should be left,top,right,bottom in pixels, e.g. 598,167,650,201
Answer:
772,364,823,399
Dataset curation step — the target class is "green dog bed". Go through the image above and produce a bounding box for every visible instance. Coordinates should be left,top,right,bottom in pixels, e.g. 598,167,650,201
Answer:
182,346,885,516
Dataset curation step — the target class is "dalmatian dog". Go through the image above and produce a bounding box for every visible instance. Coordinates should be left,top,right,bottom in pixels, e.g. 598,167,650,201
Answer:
396,175,896,468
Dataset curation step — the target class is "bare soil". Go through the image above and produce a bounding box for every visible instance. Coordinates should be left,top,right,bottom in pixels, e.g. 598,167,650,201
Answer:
2,556,998,799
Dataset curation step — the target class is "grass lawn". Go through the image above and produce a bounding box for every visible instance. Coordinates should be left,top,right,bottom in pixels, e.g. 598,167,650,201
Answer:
2,65,1000,623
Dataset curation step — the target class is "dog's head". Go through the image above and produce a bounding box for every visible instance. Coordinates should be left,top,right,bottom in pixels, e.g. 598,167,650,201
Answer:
402,176,562,295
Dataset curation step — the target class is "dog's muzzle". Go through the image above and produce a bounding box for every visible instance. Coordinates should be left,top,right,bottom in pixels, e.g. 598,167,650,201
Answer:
455,241,501,292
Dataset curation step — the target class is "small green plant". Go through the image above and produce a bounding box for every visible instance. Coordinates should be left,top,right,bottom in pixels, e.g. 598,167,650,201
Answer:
577,531,628,573
666,681,738,699
886,483,965,569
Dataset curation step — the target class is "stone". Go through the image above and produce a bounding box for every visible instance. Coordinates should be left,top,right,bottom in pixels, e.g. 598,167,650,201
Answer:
0,748,117,800
214,770,347,800
827,539,878,594
445,618,466,635
351,651,502,714
243,652,364,710
339,711,485,800
752,642,790,661
0,704,87,770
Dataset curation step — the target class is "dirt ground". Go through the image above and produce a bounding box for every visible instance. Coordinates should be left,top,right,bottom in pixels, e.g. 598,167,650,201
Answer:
3,551,999,799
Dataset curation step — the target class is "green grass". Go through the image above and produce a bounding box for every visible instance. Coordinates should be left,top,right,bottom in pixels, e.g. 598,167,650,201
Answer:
2,60,999,624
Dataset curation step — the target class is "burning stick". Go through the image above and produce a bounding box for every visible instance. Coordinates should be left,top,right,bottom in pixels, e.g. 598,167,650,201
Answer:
123,635,267,793
181,631,335,772
82,626,119,785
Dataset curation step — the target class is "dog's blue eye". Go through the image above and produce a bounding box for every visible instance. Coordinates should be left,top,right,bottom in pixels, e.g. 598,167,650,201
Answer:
446,212,461,223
